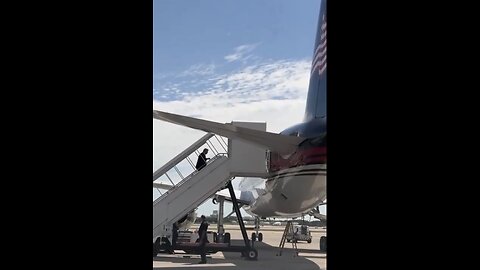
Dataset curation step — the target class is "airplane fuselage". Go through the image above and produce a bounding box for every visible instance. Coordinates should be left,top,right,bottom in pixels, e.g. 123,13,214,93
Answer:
244,164,326,217
244,117,327,218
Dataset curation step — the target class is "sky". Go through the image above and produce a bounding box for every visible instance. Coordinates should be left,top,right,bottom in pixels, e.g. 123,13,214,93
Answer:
153,0,325,218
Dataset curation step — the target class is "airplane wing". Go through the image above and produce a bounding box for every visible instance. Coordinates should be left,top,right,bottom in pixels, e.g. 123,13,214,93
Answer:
153,110,305,156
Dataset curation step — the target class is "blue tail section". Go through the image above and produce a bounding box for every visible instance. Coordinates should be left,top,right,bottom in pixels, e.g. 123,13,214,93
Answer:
304,0,327,121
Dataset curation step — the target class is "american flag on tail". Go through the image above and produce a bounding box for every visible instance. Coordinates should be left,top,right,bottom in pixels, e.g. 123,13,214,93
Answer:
311,14,326,76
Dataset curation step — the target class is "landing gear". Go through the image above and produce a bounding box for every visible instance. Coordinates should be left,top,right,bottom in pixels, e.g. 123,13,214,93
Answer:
251,217,263,242
251,232,263,242
224,232,231,246
320,236,327,251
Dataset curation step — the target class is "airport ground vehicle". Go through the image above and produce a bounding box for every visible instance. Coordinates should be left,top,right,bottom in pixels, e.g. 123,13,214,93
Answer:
286,225,312,243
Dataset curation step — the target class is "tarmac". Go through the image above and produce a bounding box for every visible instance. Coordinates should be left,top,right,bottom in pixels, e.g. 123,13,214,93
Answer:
153,225,326,270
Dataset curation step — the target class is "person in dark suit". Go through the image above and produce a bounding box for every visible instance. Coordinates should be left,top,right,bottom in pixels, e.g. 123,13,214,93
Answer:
195,148,210,171
197,215,209,264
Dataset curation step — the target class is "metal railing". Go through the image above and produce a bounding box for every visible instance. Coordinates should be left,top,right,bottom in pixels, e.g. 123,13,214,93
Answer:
153,134,229,202
153,153,228,205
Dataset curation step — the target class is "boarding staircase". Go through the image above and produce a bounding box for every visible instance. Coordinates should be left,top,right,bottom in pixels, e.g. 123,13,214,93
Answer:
153,122,269,242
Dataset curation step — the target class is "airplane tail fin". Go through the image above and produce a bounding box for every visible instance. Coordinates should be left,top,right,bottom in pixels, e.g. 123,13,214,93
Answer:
304,0,327,121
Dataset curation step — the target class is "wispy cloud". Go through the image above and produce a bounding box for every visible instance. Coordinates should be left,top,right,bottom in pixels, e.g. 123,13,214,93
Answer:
224,43,260,63
178,63,216,77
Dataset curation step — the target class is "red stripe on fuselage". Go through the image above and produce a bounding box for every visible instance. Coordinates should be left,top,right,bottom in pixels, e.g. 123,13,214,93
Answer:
269,146,326,172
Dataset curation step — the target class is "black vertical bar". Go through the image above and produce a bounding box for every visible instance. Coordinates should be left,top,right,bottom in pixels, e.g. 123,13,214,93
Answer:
227,181,250,249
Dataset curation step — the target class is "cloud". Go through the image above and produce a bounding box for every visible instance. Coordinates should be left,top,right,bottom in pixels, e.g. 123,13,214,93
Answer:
224,43,260,63
178,63,216,77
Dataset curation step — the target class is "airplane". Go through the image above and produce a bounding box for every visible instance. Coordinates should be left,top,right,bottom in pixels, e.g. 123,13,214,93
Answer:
153,0,327,249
